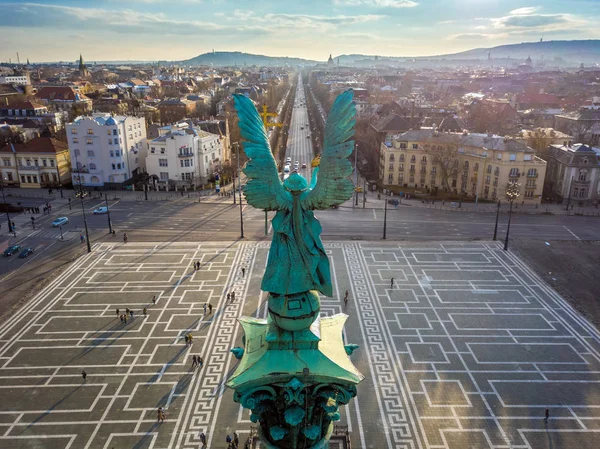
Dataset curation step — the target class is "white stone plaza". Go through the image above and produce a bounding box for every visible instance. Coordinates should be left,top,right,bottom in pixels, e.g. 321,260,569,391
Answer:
0,241,598,449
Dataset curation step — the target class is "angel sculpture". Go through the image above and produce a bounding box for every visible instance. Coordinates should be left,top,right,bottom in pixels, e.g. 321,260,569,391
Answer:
234,90,356,298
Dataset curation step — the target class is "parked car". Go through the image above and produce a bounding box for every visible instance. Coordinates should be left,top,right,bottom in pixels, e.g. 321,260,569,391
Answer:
93,207,108,214
3,245,21,257
19,248,34,258
52,217,69,227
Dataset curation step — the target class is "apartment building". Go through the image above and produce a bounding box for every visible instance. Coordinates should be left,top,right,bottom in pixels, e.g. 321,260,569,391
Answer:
146,121,222,189
67,113,147,187
0,137,71,188
379,128,547,204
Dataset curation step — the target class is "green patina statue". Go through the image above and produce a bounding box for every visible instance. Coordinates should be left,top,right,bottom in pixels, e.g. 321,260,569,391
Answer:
226,90,364,449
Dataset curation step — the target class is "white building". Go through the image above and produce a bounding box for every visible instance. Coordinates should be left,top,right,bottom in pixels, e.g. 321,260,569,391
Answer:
146,121,222,189
0,73,30,86
67,113,147,187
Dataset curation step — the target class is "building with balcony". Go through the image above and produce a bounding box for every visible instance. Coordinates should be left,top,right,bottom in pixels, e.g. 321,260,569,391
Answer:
35,86,92,113
542,143,600,203
0,137,71,188
0,101,65,130
146,121,222,189
67,113,147,187
379,128,547,204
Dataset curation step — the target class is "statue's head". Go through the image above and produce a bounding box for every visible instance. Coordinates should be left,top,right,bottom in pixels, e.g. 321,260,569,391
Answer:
284,172,308,193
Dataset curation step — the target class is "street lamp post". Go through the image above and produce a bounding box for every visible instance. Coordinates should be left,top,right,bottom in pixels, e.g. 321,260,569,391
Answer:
382,191,388,240
105,194,113,234
354,144,359,207
503,181,520,251
565,176,574,211
74,153,91,253
234,142,244,239
0,178,12,233
493,200,501,240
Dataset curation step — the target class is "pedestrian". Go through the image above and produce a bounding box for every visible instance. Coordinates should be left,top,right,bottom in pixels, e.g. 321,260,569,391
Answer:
191,355,197,368
120,314,124,323
152,295,156,305
143,307,147,316
199,432,206,446
234,432,239,448
123,232,128,243
188,333,193,345
123,314,127,324
241,267,245,277
344,290,349,306
390,277,395,288
157,407,165,423
184,334,189,345
116,308,120,316
544,408,549,424
231,291,235,301
226,435,232,446
126,308,130,315
80,235,85,244
197,261,201,270
130,310,134,319
208,303,212,314
203,303,207,314
227,293,231,302
81,370,87,382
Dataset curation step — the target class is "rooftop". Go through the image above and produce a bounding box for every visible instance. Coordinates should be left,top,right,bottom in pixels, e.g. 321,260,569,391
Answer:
0,137,68,154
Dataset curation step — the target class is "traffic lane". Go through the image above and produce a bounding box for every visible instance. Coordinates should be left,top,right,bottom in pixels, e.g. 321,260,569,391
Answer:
0,238,58,279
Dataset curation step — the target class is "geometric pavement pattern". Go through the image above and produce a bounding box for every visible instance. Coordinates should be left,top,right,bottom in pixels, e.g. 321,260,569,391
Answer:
0,241,598,449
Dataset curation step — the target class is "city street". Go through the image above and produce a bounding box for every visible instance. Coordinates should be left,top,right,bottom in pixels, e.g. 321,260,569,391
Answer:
284,78,314,179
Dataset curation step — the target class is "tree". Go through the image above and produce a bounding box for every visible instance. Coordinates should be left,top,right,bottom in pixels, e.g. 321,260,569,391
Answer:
425,143,460,192
527,129,551,158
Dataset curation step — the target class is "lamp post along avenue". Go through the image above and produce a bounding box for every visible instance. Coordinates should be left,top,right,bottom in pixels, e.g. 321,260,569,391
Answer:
503,181,520,251
493,200,501,241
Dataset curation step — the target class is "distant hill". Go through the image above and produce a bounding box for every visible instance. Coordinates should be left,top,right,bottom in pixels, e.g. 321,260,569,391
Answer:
180,51,317,67
335,40,600,65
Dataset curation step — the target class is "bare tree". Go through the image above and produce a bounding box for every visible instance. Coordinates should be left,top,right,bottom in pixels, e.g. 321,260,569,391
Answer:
425,143,460,192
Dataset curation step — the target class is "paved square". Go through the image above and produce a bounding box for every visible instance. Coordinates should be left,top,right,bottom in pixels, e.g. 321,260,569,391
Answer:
0,241,599,449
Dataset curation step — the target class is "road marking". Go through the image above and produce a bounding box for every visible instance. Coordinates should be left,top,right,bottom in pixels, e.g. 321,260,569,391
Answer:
0,240,57,283
563,226,581,240
373,209,377,220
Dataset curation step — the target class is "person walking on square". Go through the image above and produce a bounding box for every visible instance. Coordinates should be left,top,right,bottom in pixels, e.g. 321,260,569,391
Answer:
544,408,549,424
208,303,212,314
152,295,156,305
390,277,395,288
200,432,206,447
197,261,201,270
130,310,134,319
231,291,235,301
120,314,124,324
191,355,197,368
81,370,87,382
227,293,231,302
123,232,128,243
198,356,203,369
143,307,147,316
116,308,120,316
184,334,189,345
203,303,207,314
157,407,165,423
123,314,127,324
241,267,245,277
233,431,239,448
344,290,349,306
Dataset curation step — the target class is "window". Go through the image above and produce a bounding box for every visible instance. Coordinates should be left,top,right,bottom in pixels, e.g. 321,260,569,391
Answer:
113,129,117,136
495,167,500,176
399,163,404,171
485,175,490,185
431,166,436,175
211,153,215,160
580,189,586,198
421,156,427,163
159,159,168,167
112,163,116,170
528,168,538,177
579,170,588,182
399,154,405,162
110,150,114,157
496,153,502,160
87,150,94,157
412,144,418,149
128,125,132,131
129,134,133,140
107,129,111,136
151,147,155,153
410,165,415,173
205,155,208,163
89,163,96,170
524,154,532,161
86,138,93,145
52,174,57,182
410,155,416,163
21,175,25,183
160,148,165,154
25,159,31,166
33,176,37,183
464,161,469,170
43,159,47,167
50,160,55,167
389,154,395,162
108,139,112,145
474,163,479,172
2,158,10,167
34,159,39,166
71,128,77,134
72,137,79,144
160,172,169,180
87,129,93,135
27,175,32,183
388,173,394,184
181,160,184,167
400,143,407,149
509,153,516,161
509,168,519,177
484,185,489,196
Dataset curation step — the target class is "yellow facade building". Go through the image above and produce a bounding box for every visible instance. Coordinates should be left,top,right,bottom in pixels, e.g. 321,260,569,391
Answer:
379,129,547,204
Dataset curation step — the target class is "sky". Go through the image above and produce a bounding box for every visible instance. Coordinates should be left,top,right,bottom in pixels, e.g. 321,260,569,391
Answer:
0,0,598,63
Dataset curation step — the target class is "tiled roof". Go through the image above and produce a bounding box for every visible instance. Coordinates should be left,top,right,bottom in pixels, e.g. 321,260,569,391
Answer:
0,137,68,154
392,129,533,152
372,114,412,133
1,101,46,110
35,86,89,102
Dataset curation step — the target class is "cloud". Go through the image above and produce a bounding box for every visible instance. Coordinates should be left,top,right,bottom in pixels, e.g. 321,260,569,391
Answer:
509,6,540,15
448,33,498,40
334,0,418,8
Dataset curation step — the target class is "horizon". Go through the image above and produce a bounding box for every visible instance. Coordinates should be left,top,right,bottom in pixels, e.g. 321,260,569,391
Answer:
1,1,599,63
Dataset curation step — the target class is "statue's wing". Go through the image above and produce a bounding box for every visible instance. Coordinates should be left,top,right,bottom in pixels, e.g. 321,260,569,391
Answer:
301,90,356,210
233,94,292,211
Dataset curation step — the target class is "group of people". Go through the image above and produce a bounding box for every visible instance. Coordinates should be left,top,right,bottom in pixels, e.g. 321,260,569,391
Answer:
157,407,166,423
193,261,201,270
24,206,42,214
226,432,240,449
184,333,194,345
203,303,213,314
117,308,135,324
191,355,204,369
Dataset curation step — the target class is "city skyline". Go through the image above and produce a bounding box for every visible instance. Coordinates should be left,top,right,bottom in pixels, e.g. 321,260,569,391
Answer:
0,0,599,63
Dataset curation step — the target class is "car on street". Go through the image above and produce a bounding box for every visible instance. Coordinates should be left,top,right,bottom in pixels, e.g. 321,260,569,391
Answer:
302,163,307,168
52,217,69,227
93,206,108,214
3,245,21,257
19,247,34,258
283,165,291,174
286,157,291,163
